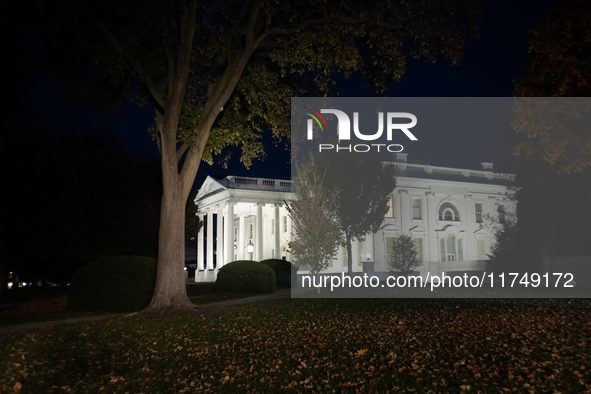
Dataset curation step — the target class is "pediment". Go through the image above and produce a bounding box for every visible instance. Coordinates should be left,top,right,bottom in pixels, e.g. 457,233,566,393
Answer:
195,176,226,201
409,225,427,233
380,223,399,231
473,227,489,235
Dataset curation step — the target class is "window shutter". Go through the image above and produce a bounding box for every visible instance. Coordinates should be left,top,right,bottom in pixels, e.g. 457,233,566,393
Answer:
440,238,446,262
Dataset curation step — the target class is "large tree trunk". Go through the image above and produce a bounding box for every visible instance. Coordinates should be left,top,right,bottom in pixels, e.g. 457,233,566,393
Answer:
144,179,195,312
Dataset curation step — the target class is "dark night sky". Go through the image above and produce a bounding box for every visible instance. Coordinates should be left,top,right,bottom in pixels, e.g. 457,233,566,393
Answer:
10,0,561,188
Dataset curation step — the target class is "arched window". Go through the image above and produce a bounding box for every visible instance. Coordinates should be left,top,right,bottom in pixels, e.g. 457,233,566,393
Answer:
438,202,460,221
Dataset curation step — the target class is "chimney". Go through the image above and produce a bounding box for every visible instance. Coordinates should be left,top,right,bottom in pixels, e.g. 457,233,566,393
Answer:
481,162,493,171
396,153,408,163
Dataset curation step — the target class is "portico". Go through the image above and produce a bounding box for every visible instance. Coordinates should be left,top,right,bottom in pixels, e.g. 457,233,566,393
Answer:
194,176,292,282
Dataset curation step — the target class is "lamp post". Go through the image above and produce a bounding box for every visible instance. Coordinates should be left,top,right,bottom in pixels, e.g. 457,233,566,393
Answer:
247,240,254,261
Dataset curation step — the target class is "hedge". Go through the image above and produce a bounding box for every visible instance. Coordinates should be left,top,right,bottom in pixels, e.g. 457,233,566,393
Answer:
68,255,157,312
215,261,276,294
261,259,297,288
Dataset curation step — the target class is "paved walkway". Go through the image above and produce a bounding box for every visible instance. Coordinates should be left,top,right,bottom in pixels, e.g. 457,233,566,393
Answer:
0,290,291,335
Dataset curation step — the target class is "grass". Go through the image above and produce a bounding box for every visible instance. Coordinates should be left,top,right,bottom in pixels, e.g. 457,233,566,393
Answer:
0,292,258,326
1,298,591,393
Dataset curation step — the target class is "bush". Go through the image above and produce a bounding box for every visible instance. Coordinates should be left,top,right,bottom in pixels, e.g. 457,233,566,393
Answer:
215,261,276,294
68,255,157,312
261,259,297,288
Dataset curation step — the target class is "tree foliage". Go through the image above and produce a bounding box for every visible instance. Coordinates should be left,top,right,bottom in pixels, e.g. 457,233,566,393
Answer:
387,234,420,275
323,152,397,274
291,152,397,274
513,0,591,174
483,206,542,273
286,155,341,274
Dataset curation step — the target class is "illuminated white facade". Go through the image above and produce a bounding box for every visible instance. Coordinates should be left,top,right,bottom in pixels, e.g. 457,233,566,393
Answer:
194,153,515,282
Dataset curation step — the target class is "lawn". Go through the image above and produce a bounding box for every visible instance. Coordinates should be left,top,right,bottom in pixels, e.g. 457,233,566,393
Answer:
1,298,590,393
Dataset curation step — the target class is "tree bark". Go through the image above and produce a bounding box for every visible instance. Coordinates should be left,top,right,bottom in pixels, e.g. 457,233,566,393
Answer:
144,180,195,311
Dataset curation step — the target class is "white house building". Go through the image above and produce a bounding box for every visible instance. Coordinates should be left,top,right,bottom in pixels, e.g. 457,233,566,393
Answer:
193,153,515,282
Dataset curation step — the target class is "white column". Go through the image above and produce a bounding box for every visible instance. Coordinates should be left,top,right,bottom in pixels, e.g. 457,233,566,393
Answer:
256,203,263,260
274,204,281,259
352,239,359,270
206,211,214,270
197,214,204,270
225,201,234,265
239,214,246,260
217,205,223,268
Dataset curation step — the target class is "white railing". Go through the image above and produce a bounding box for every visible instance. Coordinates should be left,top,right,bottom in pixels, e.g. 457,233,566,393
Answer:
384,162,513,181
226,163,513,189
227,176,292,190
433,167,463,176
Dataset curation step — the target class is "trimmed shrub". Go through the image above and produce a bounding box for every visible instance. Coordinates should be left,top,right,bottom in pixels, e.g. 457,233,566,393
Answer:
68,255,157,312
215,261,276,294
261,259,297,288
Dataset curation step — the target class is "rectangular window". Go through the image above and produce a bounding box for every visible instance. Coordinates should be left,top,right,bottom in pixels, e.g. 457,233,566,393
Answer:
440,239,446,262
475,203,483,223
283,216,287,233
250,224,253,239
498,204,505,220
413,238,423,262
385,196,395,218
386,237,395,261
477,239,486,260
412,198,422,219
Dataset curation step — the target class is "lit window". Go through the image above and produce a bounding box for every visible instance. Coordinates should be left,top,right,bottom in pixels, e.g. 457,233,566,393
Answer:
413,238,423,262
477,239,486,260
386,237,395,260
412,199,422,219
385,196,395,218
475,203,483,223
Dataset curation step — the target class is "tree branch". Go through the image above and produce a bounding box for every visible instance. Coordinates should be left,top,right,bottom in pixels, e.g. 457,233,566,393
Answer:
164,41,175,99
245,0,261,47
67,0,166,109
226,1,250,64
